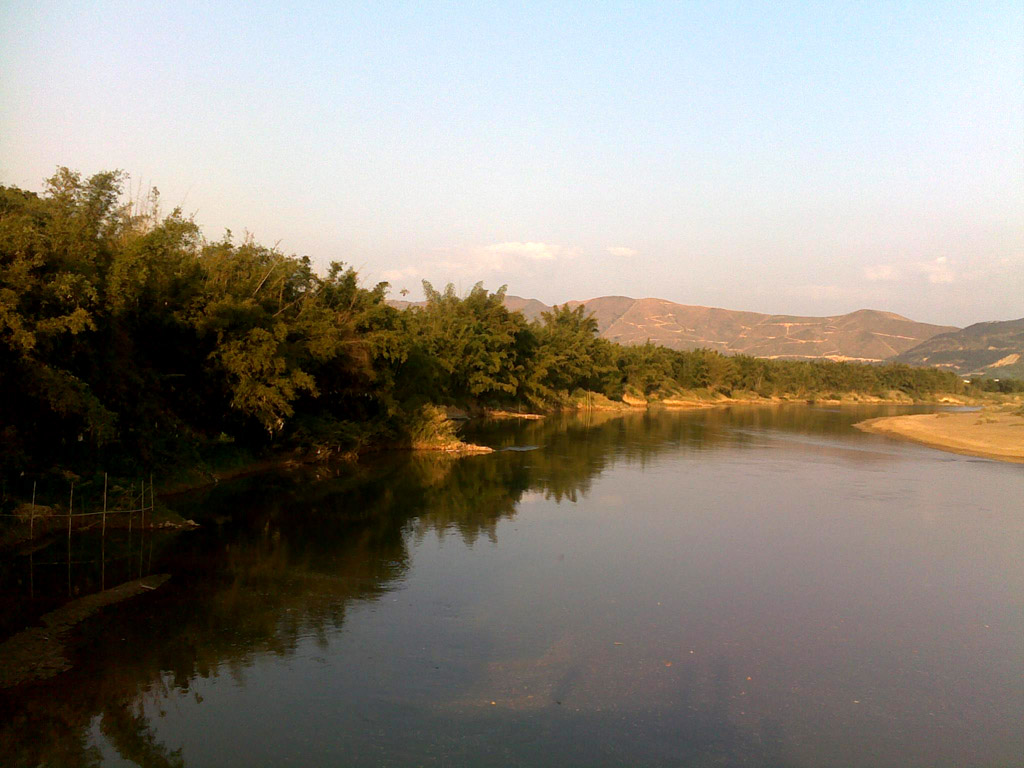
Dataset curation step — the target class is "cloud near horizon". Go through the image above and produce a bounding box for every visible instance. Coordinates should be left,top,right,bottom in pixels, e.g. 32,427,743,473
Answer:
376,241,572,292
607,246,638,258
864,257,957,286
916,256,955,284
482,241,563,261
863,264,901,282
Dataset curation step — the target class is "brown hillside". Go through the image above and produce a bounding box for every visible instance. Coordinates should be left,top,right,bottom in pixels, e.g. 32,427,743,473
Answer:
600,299,764,352
565,296,638,333
891,317,1024,377
593,301,956,360
503,296,550,322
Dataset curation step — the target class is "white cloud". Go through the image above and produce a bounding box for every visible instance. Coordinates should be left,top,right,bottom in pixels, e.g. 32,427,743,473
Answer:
455,241,573,274
607,246,638,258
864,264,900,282
380,266,420,282
482,241,562,261
916,256,955,284
374,241,573,296
862,257,958,287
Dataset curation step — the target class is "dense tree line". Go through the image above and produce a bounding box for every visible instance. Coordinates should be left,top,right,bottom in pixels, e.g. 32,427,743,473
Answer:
0,170,982,480
968,377,1024,394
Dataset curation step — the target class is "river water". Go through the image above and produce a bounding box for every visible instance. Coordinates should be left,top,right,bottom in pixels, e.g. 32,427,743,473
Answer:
1,405,1021,767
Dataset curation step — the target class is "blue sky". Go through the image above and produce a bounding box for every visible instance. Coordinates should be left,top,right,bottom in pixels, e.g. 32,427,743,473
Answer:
2,1,1021,325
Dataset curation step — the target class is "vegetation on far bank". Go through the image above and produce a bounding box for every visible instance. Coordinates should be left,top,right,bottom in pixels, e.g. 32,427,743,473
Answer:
2,169,1020,501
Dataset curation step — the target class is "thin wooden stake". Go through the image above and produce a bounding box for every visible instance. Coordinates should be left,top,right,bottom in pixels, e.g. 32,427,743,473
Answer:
29,481,37,597
68,482,73,597
139,478,145,577
102,473,107,590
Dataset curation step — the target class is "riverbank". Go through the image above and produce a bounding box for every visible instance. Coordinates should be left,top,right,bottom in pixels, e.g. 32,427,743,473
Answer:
648,389,983,409
855,407,1024,463
0,574,171,688
2,392,1013,549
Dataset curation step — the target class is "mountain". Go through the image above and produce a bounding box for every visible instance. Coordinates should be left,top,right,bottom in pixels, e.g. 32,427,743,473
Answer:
502,295,551,320
387,294,956,361
590,300,955,360
891,318,1024,378
528,296,955,361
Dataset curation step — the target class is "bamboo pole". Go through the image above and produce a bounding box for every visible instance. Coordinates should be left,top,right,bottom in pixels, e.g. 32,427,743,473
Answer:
149,472,156,574
67,482,73,596
102,473,108,590
127,482,133,573
29,479,36,598
139,477,145,577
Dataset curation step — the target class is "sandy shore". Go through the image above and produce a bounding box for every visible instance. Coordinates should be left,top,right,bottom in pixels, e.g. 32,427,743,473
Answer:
855,410,1024,463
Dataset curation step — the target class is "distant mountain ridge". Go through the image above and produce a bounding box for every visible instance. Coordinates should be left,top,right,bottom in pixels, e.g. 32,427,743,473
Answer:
892,318,1024,378
390,293,958,363
561,297,954,361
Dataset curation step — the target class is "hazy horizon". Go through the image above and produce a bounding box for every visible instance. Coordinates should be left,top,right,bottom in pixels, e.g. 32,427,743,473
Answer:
2,1,1021,327
395,289,1012,329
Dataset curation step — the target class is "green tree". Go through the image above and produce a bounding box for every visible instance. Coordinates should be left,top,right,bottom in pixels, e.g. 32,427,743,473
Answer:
400,282,530,405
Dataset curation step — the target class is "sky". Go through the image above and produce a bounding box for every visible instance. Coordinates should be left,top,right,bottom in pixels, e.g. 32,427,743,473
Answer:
1,1,1021,327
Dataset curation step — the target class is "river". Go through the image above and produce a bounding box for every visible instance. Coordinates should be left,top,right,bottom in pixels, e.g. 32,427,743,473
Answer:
1,405,1021,767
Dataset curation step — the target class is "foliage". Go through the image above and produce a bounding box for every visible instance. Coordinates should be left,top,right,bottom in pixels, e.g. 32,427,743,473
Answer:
968,376,1024,394
398,281,531,404
0,168,991,482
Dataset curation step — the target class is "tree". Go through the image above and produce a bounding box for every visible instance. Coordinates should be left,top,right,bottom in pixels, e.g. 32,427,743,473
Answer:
400,282,530,404
530,304,607,400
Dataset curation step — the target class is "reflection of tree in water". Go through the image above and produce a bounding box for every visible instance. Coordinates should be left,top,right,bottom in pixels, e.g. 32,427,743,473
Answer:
0,511,408,765
0,408,831,766
100,704,185,768
404,455,529,544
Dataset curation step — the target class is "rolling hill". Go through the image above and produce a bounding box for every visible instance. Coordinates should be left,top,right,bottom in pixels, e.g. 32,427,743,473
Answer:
567,298,955,361
891,318,1024,378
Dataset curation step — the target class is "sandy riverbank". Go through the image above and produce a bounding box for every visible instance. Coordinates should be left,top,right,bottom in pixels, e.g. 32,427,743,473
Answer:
855,409,1024,463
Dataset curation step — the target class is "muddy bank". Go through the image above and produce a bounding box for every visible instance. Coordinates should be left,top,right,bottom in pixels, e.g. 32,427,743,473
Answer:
408,441,494,454
0,574,171,688
855,410,1024,463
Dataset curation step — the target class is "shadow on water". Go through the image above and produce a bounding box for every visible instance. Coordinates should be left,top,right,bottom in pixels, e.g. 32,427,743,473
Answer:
0,406,956,766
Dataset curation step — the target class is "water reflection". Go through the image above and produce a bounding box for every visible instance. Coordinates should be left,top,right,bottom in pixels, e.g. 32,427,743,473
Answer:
1,406,1019,767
